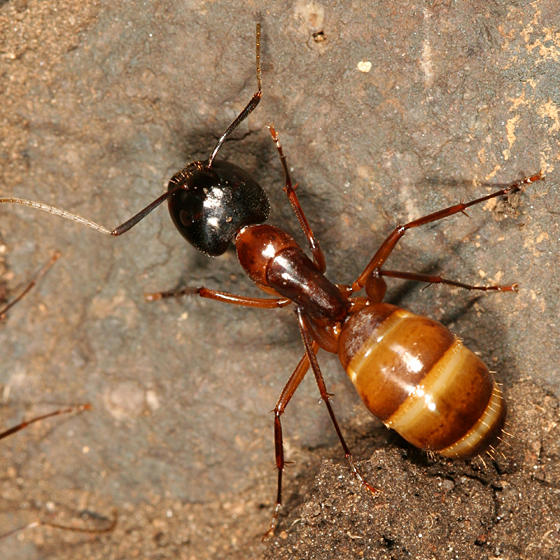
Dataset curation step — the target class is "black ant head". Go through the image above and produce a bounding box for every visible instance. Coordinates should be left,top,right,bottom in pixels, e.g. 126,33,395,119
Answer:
167,160,270,256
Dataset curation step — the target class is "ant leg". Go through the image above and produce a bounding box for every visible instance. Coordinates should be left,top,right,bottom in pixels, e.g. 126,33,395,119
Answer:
207,23,262,167
0,403,91,440
0,250,61,320
380,269,519,292
0,509,117,540
145,285,291,308
352,172,544,292
263,345,316,539
296,309,377,488
268,125,326,272
0,404,116,540
264,306,373,538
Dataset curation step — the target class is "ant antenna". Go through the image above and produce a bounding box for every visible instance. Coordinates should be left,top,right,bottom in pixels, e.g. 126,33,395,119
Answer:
208,23,262,167
0,23,264,238
0,197,112,234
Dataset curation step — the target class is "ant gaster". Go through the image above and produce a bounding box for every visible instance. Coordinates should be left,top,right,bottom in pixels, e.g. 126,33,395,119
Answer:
0,24,544,536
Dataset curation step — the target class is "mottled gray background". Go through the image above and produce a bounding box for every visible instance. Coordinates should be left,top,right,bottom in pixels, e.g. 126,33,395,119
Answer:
0,1,558,558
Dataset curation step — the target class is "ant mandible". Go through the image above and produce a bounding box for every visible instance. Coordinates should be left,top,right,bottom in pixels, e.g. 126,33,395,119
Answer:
0,23,544,536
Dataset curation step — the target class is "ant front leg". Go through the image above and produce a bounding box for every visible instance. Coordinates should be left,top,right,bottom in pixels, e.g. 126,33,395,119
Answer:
268,125,326,272
352,172,544,293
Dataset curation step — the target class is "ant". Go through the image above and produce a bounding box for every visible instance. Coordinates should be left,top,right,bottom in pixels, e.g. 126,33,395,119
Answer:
0,23,544,536
0,251,116,540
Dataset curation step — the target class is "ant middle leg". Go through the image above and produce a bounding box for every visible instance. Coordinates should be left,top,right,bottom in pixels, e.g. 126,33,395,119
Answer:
352,172,544,292
145,285,291,308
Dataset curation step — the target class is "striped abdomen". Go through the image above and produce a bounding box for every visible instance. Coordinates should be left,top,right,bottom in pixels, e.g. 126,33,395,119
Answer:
338,303,505,457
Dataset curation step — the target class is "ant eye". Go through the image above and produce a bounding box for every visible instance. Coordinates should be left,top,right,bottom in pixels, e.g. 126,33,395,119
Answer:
178,208,202,227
